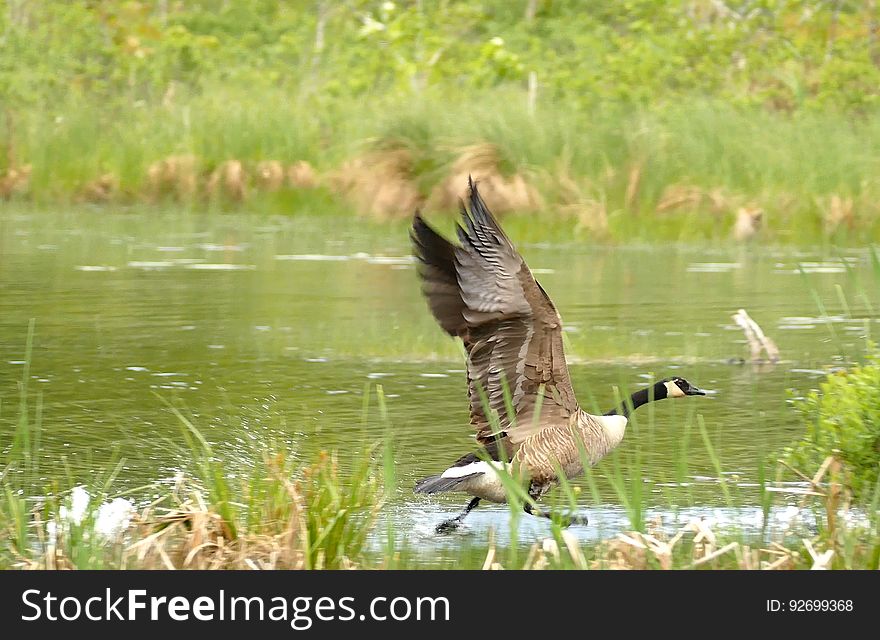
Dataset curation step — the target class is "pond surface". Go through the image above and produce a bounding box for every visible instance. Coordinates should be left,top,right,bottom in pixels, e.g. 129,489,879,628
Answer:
1,209,877,560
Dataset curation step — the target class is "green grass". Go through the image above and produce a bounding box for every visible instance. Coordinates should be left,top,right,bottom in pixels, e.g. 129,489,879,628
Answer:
5,1,880,245
5,92,880,243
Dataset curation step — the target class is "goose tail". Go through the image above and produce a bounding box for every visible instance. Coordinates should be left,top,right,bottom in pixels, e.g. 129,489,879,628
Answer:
413,473,475,495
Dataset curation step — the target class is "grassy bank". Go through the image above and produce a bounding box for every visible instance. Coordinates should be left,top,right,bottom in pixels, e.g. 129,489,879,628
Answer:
3,2,880,242
2,411,877,570
4,97,880,243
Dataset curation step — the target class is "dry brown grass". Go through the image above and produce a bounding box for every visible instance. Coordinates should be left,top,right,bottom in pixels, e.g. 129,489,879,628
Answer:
656,182,735,215
778,455,853,538
552,169,609,236
77,173,119,203
142,156,322,203
4,454,864,571
705,187,733,213
0,163,31,199
287,160,319,189
623,161,643,210
854,182,880,226
128,493,309,570
254,160,285,192
820,194,855,234
427,143,542,215
488,457,855,571
146,154,199,201
732,205,764,241
569,199,609,237
206,159,247,202
331,148,421,219
656,183,704,212
10,465,374,570
9,498,308,571
484,516,836,571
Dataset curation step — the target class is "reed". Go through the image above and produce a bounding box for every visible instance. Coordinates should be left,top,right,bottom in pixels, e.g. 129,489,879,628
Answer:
1,344,384,569
5,91,880,243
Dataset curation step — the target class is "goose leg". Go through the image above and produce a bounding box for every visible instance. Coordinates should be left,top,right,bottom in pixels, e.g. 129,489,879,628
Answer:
435,497,481,534
523,502,589,527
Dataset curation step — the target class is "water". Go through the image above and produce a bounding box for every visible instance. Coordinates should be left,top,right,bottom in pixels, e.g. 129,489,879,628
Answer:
1,209,877,557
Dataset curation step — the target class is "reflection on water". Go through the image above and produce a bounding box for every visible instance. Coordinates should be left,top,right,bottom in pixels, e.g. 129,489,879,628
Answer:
1,209,877,558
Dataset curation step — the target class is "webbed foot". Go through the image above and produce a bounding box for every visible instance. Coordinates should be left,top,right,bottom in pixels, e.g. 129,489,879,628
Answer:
435,518,463,534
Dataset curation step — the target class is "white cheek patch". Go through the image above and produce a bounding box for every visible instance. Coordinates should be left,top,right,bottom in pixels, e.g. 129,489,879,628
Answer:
664,381,685,398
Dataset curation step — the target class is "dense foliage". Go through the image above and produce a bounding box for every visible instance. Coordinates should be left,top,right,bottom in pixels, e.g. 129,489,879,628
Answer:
788,355,880,501
3,1,879,111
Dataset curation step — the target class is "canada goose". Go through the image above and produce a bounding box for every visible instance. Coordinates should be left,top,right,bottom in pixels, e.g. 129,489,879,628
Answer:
410,178,706,532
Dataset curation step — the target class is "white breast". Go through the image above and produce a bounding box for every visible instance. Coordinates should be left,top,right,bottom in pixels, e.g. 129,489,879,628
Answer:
594,414,628,448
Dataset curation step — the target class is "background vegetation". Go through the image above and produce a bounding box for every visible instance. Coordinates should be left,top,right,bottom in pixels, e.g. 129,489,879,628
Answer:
2,1,880,241
2,1,879,570
5,1,880,111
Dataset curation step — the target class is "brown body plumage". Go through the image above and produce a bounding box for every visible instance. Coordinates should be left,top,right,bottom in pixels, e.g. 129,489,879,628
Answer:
411,178,705,530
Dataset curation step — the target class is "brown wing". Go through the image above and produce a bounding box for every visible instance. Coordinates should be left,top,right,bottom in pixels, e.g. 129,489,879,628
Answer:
411,212,466,337
410,178,579,447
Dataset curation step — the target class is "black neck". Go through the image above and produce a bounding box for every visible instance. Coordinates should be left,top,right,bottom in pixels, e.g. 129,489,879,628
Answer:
604,383,666,418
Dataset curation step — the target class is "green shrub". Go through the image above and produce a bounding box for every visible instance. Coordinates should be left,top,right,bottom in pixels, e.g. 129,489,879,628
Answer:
787,355,880,500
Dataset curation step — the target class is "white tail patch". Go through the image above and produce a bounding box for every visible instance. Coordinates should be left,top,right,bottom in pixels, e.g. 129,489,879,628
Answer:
440,460,507,479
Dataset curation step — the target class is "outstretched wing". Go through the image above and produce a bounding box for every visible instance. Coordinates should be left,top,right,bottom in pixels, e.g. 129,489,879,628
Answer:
410,179,579,447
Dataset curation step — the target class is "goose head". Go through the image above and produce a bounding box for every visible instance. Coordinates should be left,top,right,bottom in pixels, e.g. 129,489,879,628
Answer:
660,376,705,399
605,376,707,417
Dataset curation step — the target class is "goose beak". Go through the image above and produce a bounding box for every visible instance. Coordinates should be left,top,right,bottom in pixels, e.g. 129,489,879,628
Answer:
686,384,706,396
